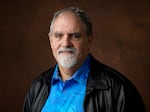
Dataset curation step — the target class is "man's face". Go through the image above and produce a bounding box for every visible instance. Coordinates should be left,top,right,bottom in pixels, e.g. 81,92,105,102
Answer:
49,12,92,69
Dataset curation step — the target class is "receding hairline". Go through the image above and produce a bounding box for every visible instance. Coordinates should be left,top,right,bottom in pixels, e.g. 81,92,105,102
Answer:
49,7,93,37
50,11,87,32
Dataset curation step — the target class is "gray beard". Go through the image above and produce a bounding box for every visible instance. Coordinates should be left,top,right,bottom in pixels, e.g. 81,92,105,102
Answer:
58,53,77,68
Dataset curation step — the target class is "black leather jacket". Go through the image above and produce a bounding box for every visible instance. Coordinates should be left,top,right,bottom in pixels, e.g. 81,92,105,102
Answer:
23,56,146,112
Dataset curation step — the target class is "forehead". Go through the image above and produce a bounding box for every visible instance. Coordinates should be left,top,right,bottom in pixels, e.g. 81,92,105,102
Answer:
52,12,85,32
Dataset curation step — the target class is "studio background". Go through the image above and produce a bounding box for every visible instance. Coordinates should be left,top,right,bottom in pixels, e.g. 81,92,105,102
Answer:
0,0,150,112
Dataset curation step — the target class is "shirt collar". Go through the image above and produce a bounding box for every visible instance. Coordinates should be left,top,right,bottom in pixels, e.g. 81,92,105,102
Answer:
52,55,91,85
72,55,91,84
52,65,61,84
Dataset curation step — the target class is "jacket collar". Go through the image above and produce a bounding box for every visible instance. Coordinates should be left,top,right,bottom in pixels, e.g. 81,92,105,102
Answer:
44,55,110,93
86,55,110,93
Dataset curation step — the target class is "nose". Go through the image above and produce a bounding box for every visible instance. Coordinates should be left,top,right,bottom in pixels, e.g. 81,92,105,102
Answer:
62,34,73,47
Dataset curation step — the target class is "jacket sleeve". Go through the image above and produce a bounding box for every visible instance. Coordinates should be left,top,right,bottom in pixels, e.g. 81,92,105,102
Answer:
23,80,42,112
23,79,50,112
23,80,36,112
114,80,146,112
23,92,31,112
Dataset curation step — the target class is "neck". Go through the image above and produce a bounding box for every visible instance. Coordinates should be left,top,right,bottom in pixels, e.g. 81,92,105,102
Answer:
58,64,78,81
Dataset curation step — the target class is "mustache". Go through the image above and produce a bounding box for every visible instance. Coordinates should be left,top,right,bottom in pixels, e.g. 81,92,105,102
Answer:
57,47,76,54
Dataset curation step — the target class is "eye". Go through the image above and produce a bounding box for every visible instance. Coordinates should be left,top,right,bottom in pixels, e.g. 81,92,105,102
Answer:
70,33,81,40
54,33,63,39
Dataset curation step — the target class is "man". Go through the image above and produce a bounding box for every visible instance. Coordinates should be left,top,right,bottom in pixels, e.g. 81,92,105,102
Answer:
24,7,146,112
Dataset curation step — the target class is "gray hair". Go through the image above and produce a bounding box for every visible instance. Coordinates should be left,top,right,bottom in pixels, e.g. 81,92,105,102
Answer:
50,7,93,36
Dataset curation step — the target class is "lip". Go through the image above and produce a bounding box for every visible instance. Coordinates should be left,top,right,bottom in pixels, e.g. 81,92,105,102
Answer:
59,51,74,54
58,47,76,54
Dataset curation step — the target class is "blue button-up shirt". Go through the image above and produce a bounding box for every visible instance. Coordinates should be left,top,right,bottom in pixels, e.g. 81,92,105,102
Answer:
42,55,91,112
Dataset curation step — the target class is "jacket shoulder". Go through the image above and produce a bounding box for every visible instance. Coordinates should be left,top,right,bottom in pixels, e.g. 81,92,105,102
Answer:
32,67,55,84
23,67,55,112
84,57,145,112
90,56,134,88
88,56,146,112
28,67,55,96
89,56,144,99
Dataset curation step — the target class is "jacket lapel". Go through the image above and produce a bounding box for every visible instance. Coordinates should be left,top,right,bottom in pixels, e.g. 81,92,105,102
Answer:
86,55,110,94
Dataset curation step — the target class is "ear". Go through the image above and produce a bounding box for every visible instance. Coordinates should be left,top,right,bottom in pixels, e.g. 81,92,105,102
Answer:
88,34,94,43
48,32,51,41
48,32,52,47
87,34,94,51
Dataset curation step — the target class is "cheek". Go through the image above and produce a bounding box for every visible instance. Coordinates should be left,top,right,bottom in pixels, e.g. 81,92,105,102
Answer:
50,42,57,56
75,43,87,55
51,46,58,55
51,43,59,60
50,40,58,51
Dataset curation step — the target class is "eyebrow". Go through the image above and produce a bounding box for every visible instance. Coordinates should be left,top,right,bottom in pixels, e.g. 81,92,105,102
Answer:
53,31,81,36
53,31,63,34
69,32,81,36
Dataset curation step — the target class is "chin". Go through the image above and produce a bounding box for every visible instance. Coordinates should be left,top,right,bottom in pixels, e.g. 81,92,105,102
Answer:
58,55,77,68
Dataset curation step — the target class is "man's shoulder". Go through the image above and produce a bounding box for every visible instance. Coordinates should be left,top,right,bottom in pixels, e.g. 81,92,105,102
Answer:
90,56,124,79
89,56,142,98
31,66,55,86
90,56,135,88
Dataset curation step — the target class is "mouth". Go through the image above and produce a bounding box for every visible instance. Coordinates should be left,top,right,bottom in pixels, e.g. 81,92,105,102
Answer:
58,47,76,56
59,50,74,54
